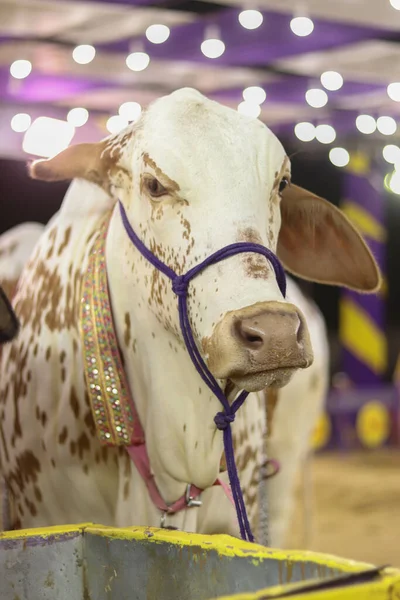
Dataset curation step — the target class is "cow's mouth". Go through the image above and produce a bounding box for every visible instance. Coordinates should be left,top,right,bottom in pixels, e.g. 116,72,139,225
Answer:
224,367,298,397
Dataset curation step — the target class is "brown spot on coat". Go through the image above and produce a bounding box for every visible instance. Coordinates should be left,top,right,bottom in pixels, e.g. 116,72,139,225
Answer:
58,226,72,255
58,427,68,445
34,486,42,503
70,386,80,419
142,153,180,193
124,312,131,347
123,480,130,500
77,432,90,459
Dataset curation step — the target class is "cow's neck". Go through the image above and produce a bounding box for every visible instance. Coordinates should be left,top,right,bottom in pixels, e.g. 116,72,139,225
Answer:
105,207,225,504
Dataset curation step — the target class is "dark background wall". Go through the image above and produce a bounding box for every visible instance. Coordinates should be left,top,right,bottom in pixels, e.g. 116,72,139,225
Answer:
1,147,399,382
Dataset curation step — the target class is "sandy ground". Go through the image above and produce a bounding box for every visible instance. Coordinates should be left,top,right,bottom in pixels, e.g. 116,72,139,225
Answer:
287,450,400,568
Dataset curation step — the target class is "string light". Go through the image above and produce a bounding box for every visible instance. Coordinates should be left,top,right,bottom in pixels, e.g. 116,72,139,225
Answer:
106,115,129,134
242,86,266,105
119,101,142,121
23,117,75,157
11,113,31,133
294,122,315,142
305,89,328,108
146,24,170,44
387,82,400,102
388,170,400,194
237,101,261,118
382,144,400,164
72,45,96,65
10,59,32,79
320,71,343,91
329,147,350,167
238,9,263,29
67,107,89,127
355,115,376,134
126,52,150,71
201,26,225,59
290,16,314,37
377,116,397,135
315,124,336,144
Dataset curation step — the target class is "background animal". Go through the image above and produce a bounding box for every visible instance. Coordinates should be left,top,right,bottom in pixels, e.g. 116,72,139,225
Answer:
0,223,44,343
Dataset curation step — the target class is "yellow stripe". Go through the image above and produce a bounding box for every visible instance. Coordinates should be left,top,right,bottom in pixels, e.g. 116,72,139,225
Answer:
340,298,387,374
342,201,386,242
346,151,370,175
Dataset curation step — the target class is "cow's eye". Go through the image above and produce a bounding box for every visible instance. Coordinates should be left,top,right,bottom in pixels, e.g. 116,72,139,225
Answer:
144,176,167,198
279,177,289,194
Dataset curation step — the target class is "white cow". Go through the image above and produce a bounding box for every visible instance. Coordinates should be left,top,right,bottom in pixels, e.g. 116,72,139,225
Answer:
0,89,379,540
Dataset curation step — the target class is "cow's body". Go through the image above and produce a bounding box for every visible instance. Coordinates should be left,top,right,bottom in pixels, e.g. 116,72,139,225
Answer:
0,89,379,539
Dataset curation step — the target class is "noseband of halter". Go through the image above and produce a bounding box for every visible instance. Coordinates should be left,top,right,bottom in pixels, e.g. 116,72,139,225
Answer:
119,200,286,542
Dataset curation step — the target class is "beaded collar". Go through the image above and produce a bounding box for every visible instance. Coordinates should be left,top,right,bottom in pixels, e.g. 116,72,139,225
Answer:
79,212,144,446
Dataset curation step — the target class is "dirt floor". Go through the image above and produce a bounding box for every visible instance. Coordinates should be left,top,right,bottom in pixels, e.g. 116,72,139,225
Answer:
287,450,400,568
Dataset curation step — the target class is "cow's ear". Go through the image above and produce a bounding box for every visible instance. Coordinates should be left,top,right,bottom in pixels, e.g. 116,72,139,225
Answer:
277,184,381,293
29,137,130,193
0,287,19,344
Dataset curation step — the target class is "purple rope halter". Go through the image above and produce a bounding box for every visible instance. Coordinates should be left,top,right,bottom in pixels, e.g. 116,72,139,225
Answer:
119,201,286,542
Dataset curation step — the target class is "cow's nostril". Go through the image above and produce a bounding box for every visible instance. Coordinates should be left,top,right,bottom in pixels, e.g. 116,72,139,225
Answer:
246,333,263,345
235,321,264,348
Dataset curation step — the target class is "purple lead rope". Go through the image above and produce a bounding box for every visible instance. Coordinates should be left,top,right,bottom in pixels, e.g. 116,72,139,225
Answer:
119,201,286,542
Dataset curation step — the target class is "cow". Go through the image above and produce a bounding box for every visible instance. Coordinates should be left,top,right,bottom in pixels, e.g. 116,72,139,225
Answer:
0,223,44,343
0,88,380,539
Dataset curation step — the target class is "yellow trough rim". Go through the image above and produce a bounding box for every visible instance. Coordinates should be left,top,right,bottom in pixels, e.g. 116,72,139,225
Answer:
209,567,400,600
3,523,400,599
0,522,373,569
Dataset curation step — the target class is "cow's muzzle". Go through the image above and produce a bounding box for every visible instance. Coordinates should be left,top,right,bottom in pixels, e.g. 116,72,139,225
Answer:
205,301,314,392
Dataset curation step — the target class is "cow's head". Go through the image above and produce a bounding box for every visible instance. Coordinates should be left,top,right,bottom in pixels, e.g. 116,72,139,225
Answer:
30,88,380,393
0,287,19,344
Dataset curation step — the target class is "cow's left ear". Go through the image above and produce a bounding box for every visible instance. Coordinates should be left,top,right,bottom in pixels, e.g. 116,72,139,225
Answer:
0,287,19,344
29,137,130,194
277,184,381,293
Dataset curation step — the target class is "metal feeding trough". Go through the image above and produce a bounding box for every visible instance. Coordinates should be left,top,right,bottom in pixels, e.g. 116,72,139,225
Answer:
1,524,399,599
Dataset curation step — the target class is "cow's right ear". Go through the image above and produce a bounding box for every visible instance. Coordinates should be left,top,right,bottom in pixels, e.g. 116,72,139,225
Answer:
0,287,19,344
29,136,131,194
29,142,112,191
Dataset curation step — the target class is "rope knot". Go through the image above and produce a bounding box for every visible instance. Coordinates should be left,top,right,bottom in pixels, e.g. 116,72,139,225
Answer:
172,276,189,297
214,411,235,431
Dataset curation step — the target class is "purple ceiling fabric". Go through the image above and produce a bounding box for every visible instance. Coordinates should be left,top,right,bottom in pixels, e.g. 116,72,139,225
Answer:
0,1,397,156
100,9,386,66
